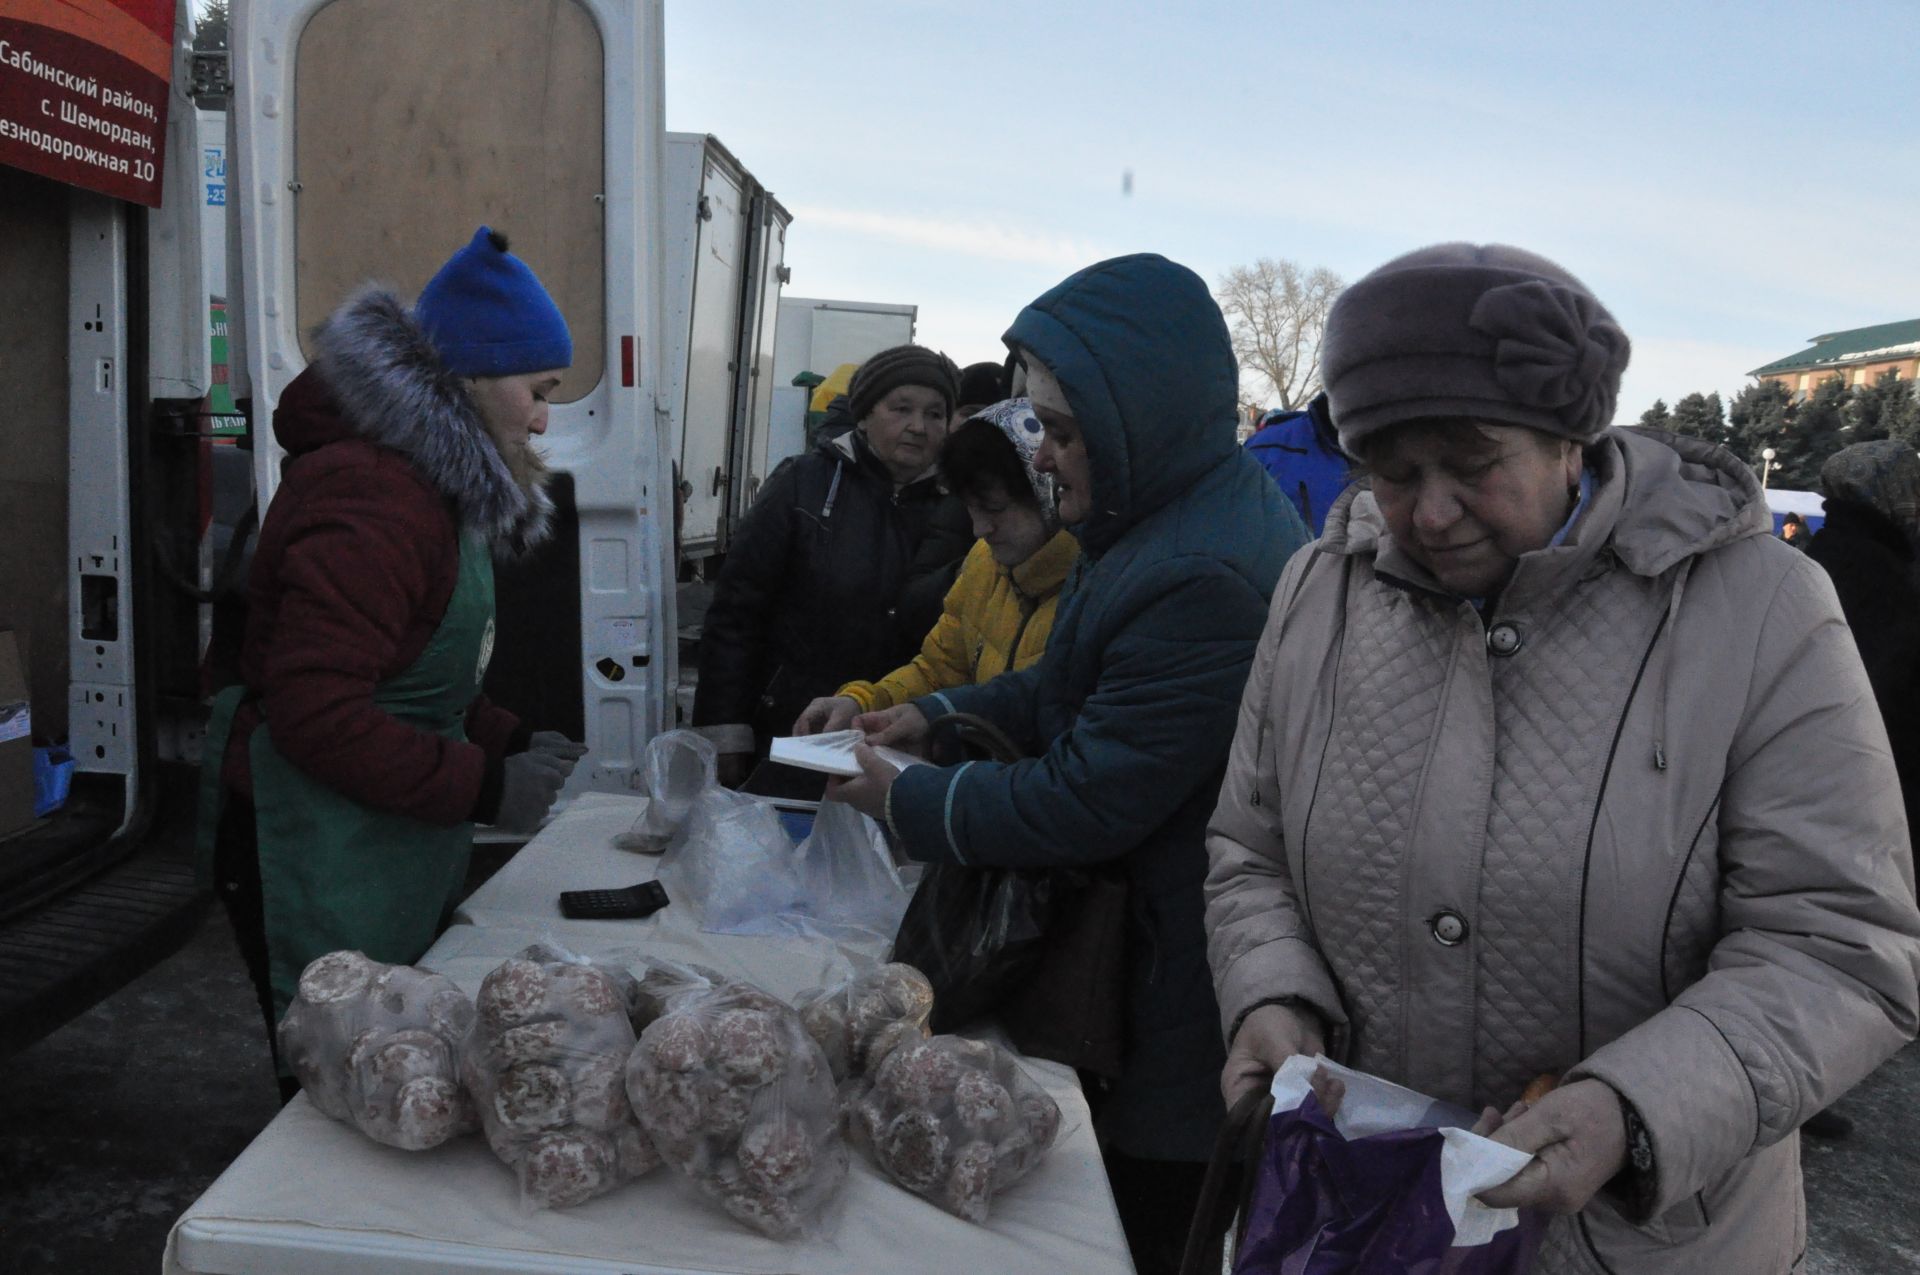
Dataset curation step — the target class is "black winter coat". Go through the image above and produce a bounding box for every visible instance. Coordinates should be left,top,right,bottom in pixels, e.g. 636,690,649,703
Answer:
1805,499,1920,863
693,430,971,751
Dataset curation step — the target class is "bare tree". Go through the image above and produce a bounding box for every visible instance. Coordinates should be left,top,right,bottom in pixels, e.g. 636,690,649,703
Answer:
1216,259,1343,413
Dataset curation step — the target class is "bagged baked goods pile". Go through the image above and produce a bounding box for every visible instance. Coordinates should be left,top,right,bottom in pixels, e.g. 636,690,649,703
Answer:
843,1034,1061,1223
462,942,662,1208
277,950,479,1151
795,962,934,1083
625,969,848,1238
277,943,1061,1236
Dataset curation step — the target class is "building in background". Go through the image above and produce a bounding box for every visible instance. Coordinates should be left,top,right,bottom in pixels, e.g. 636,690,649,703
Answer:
1751,319,1920,399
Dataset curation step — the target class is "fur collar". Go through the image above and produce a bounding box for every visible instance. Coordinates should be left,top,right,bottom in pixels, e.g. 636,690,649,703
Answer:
310,285,552,555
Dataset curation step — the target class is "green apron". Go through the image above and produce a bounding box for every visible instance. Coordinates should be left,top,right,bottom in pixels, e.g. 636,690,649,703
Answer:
198,531,498,1022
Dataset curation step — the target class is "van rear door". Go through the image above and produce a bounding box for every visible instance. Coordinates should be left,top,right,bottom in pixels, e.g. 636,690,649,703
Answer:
229,0,675,788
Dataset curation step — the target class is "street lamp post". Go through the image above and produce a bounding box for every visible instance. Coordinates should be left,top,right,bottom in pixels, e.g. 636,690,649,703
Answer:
1761,447,1776,489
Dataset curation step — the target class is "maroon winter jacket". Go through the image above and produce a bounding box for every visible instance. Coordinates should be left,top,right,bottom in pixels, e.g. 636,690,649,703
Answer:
221,289,552,825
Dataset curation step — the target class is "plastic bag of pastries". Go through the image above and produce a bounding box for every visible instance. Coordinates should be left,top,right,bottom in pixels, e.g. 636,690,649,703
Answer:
276,950,479,1151
625,968,848,1239
462,941,662,1209
794,962,934,1083
843,1035,1061,1224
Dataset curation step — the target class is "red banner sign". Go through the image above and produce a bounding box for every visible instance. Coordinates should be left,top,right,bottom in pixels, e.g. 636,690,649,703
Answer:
0,0,175,206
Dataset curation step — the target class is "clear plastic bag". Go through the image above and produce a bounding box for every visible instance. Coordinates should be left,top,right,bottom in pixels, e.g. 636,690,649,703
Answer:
461,941,662,1209
655,775,909,943
795,962,934,1084
654,784,805,936
843,1034,1061,1224
277,950,479,1151
616,730,718,854
624,969,849,1239
787,799,911,945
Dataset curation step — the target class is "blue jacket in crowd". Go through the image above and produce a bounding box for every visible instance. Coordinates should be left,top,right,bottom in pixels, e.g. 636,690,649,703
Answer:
887,253,1310,1162
1244,395,1351,536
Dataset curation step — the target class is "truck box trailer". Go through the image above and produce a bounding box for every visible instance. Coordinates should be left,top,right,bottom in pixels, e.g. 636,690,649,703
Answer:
658,132,790,561
766,295,917,466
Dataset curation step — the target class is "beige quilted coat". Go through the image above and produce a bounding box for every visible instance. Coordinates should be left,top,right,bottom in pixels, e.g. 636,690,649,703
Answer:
1206,427,1920,1273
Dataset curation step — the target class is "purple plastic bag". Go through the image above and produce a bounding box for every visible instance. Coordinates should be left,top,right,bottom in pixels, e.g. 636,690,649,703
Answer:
1235,1092,1545,1275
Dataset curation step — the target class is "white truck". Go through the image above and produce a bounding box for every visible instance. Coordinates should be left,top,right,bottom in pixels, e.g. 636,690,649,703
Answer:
659,132,791,562
0,0,689,1052
766,295,918,470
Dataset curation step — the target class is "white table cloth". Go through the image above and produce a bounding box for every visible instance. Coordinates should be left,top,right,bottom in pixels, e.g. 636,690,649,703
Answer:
165,793,1133,1274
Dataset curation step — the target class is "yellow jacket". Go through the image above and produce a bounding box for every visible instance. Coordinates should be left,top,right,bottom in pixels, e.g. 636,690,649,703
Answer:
839,530,1078,712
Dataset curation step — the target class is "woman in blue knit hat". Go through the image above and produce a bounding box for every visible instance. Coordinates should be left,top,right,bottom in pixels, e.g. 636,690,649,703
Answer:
199,227,588,1097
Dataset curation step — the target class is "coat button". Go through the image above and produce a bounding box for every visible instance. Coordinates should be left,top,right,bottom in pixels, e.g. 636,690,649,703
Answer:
1487,622,1523,657
1430,910,1469,946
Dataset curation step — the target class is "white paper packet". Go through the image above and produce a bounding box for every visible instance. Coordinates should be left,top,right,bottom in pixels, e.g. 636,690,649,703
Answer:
769,730,923,778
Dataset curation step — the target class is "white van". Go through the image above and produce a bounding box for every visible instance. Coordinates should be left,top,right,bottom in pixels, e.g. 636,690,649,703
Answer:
1,0,680,1053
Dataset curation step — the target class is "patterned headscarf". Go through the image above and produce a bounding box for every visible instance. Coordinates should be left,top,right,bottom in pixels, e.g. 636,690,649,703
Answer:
1820,440,1920,540
965,397,1058,526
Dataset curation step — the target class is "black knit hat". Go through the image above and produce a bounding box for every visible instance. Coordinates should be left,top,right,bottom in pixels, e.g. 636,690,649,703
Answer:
956,360,1009,408
848,345,960,422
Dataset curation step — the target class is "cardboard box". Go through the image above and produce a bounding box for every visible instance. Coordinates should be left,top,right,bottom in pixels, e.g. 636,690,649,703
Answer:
0,629,34,840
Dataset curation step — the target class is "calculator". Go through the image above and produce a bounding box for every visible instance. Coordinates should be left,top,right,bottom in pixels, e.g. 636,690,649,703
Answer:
557,880,670,920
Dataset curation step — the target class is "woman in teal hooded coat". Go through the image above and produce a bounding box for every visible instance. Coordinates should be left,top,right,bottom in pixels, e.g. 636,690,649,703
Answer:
832,254,1309,1273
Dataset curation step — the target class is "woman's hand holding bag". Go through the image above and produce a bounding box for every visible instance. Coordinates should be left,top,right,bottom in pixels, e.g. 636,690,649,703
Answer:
1222,1002,1326,1106
1475,1079,1628,1215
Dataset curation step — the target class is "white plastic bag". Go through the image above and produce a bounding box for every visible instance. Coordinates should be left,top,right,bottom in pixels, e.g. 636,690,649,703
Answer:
651,758,908,942
616,730,718,853
462,941,662,1209
843,1034,1061,1224
625,968,849,1239
1252,1055,1535,1253
796,962,934,1084
786,799,911,945
655,785,804,935
276,950,478,1151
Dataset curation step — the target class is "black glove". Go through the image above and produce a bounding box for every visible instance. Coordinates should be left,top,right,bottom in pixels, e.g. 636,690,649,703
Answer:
494,750,570,833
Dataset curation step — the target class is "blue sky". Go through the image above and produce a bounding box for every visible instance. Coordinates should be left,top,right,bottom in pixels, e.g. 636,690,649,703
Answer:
665,0,1920,419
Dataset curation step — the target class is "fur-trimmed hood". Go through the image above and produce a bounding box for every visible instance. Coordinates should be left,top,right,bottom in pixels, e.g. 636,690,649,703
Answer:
285,285,552,553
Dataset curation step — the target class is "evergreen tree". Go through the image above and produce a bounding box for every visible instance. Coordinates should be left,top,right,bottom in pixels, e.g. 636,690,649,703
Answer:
193,0,228,51
1637,399,1672,429
1766,379,1849,489
1844,369,1920,444
1668,391,1728,446
1727,380,1793,472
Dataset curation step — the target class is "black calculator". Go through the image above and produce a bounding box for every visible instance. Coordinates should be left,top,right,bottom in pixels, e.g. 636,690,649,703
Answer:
558,880,670,920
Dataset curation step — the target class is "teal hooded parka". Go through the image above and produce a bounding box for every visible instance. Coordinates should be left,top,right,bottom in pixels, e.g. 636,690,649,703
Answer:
887,254,1310,1160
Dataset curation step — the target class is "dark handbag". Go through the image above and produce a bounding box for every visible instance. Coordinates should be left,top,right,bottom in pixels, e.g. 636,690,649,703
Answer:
889,713,1130,1078
1178,1087,1276,1275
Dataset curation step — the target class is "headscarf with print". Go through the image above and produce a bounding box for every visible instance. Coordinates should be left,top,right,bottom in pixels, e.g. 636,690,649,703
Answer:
963,396,1059,528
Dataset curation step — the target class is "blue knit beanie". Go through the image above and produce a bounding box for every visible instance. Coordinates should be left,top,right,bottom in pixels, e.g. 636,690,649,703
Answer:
414,227,572,377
